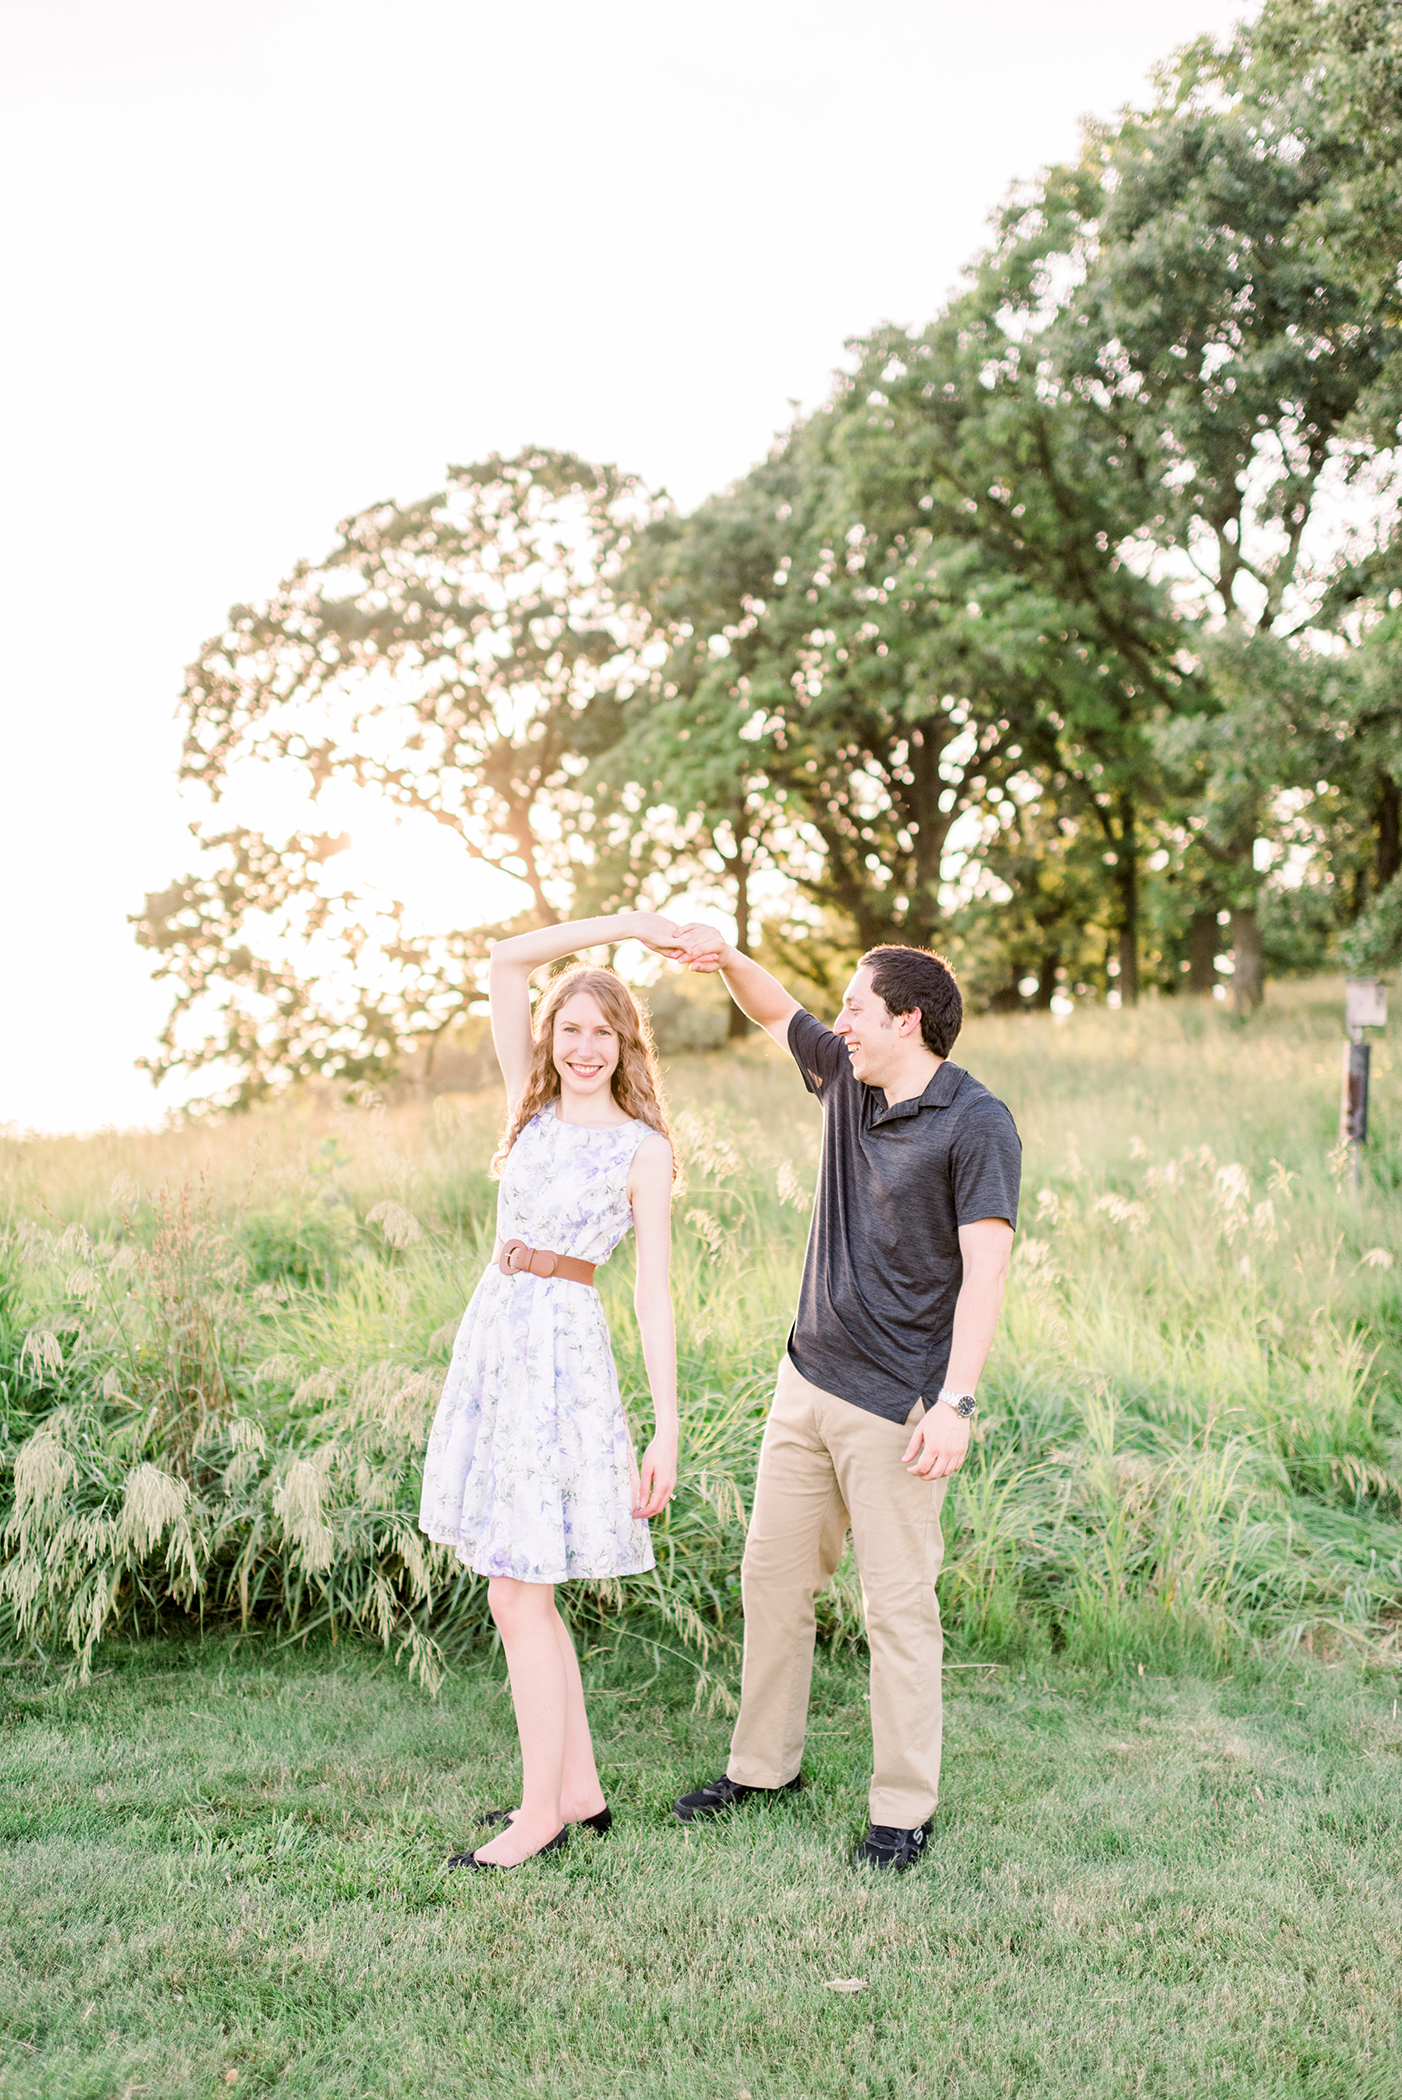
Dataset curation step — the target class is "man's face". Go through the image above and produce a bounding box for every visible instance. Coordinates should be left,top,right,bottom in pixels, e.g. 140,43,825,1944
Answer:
832,965,910,1084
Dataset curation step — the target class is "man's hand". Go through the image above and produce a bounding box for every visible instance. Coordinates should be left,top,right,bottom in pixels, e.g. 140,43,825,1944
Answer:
670,921,731,972
901,1401,971,1480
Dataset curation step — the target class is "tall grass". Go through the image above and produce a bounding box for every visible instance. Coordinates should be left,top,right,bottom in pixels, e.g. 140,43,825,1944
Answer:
2,979,1400,1689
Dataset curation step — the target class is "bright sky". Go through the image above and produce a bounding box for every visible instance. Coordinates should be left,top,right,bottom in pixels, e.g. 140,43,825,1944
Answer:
0,0,1252,1132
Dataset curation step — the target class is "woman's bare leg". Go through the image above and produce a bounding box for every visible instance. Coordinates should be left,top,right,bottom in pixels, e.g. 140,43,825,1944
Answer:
471,1577,568,1865
554,1609,607,1819
499,1606,606,1825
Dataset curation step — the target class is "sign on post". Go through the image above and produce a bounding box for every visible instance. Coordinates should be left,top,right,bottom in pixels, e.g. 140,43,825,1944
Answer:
1345,979,1387,1031
1341,979,1387,1190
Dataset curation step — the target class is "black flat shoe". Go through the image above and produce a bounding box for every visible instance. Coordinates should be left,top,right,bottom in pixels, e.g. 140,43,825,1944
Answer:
476,1804,611,1834
853,1818,932,1872
448,1827,569,1871
673,1772,803,1823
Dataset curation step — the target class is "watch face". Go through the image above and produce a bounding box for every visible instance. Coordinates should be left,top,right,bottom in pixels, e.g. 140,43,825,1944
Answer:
953,1393,976,1418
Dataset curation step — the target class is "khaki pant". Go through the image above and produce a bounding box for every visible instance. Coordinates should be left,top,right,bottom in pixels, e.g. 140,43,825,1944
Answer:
727,1354,948,1827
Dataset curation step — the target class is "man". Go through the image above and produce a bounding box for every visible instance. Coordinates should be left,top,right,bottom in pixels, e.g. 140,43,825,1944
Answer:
670,933,1020,1870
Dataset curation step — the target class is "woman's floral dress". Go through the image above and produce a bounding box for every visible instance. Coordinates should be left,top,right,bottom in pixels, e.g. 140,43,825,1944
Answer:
418,1106,657,1582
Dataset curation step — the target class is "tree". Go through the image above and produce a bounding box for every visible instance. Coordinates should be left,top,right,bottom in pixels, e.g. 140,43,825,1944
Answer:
135,3,1402,1102
618,454,808,1034
1255,0,1402,320
1257,0,1402,967
1041,13,1402,1003
953,777,1125,1009
627,405,1077,998
828,297,1188,1005
135,450,667,1104
842,3,1402,1008
1333,613,1402,971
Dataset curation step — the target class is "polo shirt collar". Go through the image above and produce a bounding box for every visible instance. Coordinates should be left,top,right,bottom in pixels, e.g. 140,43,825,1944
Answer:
868,1060,964,1125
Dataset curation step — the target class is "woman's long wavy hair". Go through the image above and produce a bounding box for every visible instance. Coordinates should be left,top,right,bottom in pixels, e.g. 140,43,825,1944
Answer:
490,965,673,1178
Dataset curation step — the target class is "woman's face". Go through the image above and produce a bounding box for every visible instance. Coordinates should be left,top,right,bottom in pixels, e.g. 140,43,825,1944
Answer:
551,992,621,1099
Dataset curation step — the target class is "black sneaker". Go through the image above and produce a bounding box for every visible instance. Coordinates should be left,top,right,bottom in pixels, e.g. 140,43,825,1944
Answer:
672,1772,803,1823
853,1818,932,1871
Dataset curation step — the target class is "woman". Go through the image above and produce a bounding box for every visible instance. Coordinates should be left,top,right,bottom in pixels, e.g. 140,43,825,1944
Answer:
419,910,683,1869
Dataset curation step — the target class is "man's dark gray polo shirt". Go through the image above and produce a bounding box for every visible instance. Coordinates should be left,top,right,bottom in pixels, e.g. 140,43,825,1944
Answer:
785,1008,1021,1424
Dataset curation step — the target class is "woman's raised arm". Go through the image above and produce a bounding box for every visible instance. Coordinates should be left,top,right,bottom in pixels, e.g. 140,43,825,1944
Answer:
487,910,685,1107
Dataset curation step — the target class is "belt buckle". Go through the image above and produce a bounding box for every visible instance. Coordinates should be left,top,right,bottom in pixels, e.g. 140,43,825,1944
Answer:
498,1239,560,1279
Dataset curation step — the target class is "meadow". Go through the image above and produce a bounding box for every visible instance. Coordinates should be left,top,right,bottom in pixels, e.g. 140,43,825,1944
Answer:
3,981,1402,2097
3,979,1399,1689
4,1636,1401,2099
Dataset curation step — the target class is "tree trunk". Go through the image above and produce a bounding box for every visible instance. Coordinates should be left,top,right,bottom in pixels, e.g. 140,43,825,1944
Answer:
1230,907,1264,1015
1117,794,1139,1005
727,810,755,1041
1375,773,1401,890
1187,909,1218,995
1034,953,1059,1010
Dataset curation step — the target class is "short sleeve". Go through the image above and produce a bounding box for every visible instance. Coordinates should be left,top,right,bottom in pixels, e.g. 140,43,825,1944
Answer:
787,1008,848,1098
950,1097,1021,1230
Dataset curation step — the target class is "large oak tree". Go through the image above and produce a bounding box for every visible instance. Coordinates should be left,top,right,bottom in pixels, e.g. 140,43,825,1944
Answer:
136,450,668,1103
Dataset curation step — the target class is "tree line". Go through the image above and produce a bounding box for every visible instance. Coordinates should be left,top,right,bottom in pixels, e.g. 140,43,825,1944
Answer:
137,0,1402,1104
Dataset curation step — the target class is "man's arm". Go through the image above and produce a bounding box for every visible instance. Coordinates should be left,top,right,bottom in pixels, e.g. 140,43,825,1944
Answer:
902,1217,1014,1481
674,926,800,1047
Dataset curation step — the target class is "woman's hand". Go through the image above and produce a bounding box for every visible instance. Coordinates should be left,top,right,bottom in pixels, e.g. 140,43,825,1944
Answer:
633,1432,678,1519
627,911,688,958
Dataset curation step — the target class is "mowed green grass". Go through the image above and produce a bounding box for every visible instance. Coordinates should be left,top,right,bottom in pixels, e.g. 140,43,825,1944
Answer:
3,1636,1401,2100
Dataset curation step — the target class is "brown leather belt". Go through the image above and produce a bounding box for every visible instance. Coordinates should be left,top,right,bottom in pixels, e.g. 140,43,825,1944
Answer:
496,1238,597,1287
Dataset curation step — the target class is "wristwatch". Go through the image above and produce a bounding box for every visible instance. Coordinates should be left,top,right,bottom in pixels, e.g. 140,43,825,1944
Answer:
937,1387,978,1420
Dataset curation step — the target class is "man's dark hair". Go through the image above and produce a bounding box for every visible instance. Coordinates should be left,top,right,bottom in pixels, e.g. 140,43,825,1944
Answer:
860,945,963,1058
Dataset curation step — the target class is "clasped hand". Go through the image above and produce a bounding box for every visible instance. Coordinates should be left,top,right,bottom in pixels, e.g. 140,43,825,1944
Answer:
628,913,728,971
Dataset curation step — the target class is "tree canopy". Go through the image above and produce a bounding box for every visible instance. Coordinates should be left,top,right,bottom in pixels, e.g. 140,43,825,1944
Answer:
136,0,1402,1100
137,451,667,1102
